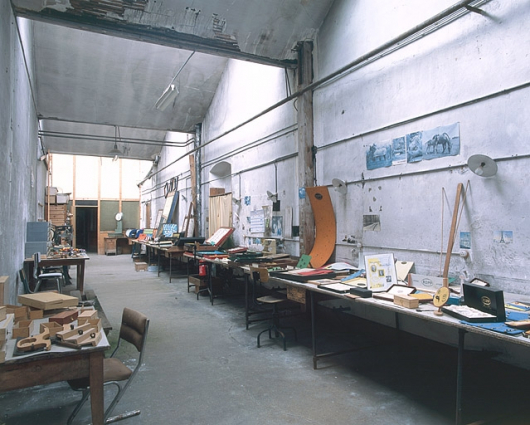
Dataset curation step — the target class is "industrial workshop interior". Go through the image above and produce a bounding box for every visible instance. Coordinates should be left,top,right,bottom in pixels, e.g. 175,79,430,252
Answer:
1,1,530,424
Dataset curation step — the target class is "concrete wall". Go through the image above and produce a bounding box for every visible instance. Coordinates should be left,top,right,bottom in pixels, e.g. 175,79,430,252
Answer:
183,1,530,367
0,7,45,303
314,0,530,292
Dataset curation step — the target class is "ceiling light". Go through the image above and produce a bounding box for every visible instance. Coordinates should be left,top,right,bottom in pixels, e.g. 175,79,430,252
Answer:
467,154,497,177
108,126,122,161
155,51,195,112
155,84,179,111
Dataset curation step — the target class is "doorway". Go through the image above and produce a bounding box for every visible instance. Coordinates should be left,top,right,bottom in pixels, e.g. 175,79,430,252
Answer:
76,207,98,252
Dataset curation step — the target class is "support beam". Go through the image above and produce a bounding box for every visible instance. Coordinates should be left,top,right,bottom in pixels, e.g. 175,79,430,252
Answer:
296,41,315,256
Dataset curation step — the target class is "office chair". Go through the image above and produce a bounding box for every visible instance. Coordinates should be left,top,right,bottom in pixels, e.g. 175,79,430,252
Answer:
67,308,150,424
33,252,64,293
252,270,297,351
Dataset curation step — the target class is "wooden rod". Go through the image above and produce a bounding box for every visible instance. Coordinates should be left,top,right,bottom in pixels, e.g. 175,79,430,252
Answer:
442,183,464,283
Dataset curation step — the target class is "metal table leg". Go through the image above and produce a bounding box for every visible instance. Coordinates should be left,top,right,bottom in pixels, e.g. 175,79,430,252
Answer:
456,328,466,425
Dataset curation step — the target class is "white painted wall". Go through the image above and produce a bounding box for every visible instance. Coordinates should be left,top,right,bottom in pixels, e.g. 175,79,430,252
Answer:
179,0,530,368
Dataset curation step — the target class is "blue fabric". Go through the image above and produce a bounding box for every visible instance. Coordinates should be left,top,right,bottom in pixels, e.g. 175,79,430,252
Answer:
460,321,524,335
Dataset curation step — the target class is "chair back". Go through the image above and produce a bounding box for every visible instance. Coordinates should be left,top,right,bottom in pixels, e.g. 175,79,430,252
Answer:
33,252,42,280
119,308,149,355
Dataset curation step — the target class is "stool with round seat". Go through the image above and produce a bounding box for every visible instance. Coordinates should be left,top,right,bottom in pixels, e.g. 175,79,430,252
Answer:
256,294,297,351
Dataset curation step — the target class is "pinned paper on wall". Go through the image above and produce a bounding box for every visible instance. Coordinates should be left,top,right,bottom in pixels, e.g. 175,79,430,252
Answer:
250,209,265,233
494,230,513,244
284,207,293,238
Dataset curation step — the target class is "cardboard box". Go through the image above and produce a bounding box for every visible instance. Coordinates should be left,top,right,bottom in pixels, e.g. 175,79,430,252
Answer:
13,319,34,339
18,293,79,310
56,194,69,204
135,262,148,272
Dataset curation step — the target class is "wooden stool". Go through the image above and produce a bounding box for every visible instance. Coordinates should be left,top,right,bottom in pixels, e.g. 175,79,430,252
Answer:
256,295,297,351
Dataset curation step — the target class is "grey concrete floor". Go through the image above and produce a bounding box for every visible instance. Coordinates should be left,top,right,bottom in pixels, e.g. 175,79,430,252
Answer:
2,254,530,424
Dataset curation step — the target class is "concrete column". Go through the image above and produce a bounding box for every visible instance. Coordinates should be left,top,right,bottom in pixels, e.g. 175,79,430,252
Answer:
296,41,315,256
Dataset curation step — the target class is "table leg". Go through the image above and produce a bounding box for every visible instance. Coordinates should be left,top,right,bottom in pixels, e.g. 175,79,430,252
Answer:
89,351,105,425
77,262,85,293
169,253,172,283
311,291,317,370
456,328,466,425
245,274,250,329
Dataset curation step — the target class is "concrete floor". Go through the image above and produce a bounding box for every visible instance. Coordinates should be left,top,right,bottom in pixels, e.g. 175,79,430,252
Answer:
2,254,530,425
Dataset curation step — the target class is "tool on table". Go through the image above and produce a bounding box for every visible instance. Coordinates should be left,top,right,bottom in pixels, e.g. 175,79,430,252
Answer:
16,328,51,352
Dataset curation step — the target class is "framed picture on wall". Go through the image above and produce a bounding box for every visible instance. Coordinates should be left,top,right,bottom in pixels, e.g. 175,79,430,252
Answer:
364,253,397,292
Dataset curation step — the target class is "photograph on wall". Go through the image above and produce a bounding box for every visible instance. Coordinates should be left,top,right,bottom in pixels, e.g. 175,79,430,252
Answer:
363,214,381,231
494,230,513,244
364,253,397,292
460,232,471,249
406,131,423,163
271,216,283,237
366,141,392,170
391,136,407,165
422,122,460,160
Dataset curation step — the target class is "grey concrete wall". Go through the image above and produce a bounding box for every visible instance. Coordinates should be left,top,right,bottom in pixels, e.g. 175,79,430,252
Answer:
0,6,44,303
314,0,530,292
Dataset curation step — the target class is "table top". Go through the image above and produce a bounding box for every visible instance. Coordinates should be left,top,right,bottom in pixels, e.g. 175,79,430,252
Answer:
269,274,530,349
24,253,90,263
3,317,110,365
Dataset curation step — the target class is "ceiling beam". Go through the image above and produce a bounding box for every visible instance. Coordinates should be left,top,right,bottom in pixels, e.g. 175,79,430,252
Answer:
12,7,298,69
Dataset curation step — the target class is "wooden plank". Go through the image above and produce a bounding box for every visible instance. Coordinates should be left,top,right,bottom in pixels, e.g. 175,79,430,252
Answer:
443,183,464,283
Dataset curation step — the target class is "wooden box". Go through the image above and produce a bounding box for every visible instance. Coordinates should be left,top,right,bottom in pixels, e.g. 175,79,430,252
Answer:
77,308,98,324
287,286,306,304
18,292,79,310
5,304,28,320
0,305,5,322
0,314,15,342
394,294,420,309
49,309,79,325
135,262,148,272
189,275,207,294
29,307,44,320
0,341,6,364
0,276,7,305
13,320,34,339
40,321,65,337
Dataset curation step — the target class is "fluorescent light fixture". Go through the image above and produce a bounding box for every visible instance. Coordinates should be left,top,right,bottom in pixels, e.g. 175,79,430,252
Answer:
155,84,179,111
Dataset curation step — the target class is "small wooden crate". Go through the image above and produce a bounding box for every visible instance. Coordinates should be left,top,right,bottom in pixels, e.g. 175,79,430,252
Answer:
135,262,148,272
40,321,64,337
13,320,34,339
287,286,306,304
48,309,79,325
189,275,207,294
5,305,28,320
394,294,420,309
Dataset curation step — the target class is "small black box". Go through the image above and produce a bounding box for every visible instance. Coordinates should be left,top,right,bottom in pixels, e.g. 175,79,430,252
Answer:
349,287,372,298
463,283,505,322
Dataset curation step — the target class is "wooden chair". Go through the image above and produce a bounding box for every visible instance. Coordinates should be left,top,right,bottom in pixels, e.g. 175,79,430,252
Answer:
67,308,150,424
33,252,64,293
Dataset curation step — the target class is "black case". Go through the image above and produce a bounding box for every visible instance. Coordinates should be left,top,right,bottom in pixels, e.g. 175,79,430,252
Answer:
443,283,505,322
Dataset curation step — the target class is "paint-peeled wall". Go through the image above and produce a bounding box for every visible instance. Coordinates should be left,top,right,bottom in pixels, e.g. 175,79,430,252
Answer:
201,60,299,251
0,9,45,303
314,0,530,293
